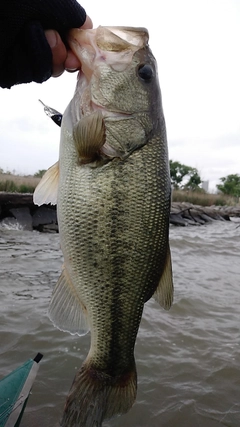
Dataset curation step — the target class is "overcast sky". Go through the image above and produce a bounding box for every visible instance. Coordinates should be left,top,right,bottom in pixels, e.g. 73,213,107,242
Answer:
0,0,239,191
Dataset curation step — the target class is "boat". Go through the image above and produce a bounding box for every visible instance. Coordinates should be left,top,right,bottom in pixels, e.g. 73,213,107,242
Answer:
0,353,43,427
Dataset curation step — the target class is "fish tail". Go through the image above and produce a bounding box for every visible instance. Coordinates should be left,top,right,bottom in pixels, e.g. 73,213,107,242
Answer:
61,362,137,427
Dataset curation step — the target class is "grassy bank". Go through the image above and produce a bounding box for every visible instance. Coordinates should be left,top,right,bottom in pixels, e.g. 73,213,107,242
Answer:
172,190,237,206
0,173,238,206
0,173,40,193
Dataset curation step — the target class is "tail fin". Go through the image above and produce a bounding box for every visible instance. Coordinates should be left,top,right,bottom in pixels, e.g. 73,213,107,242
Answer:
61,362,137,427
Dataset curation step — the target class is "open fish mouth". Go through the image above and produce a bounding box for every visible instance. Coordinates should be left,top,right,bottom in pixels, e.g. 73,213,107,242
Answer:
68,26,150,117
68,26,149,73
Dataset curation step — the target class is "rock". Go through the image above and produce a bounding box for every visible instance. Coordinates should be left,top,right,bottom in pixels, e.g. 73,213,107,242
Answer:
10,207,33,231
169,202,239,226
199,213,215,222
0,192,33,209
32,206,57,228
169,214,189,226
42,223,59,233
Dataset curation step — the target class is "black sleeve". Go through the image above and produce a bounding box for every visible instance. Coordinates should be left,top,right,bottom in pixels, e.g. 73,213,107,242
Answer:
0,0,87,89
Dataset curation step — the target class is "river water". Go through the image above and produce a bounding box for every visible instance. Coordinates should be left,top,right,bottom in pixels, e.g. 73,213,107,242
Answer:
0,220,239,427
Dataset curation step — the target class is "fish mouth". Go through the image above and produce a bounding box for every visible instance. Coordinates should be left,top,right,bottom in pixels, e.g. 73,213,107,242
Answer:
68,26,149,61
69,26,148,78
68,26,149,118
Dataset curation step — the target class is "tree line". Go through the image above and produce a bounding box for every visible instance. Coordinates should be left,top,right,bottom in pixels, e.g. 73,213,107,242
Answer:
169,160,240,197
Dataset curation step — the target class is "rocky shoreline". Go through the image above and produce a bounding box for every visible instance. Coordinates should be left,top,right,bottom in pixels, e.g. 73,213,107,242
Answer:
170,202,240,226
0,192,57,232
0,192,239,232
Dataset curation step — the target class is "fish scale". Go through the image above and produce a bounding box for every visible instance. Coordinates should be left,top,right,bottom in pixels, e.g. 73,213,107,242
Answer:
58,137,169,364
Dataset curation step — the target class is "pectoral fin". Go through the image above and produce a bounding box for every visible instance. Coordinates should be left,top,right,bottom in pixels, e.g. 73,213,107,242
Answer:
153,244,173,310
73,111,106,163
33,161,59,206
49,266,89,336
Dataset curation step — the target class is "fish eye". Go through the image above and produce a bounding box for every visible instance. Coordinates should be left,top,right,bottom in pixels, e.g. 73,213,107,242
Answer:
138,64,154,81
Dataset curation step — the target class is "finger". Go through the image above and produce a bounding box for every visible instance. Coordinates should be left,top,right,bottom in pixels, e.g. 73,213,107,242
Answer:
45,29,67,77
65,50,81,71
81,15,93,30
65,16,93,72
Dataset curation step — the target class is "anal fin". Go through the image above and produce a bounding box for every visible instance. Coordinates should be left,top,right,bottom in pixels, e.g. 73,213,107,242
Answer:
153,244,174,310
49,267,89,336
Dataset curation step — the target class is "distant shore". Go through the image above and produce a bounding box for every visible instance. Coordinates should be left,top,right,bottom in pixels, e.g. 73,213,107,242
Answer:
0,192,239,231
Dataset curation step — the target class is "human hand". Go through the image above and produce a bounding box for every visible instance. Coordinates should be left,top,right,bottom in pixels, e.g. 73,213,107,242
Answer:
45,15,93,77
0,0,90,88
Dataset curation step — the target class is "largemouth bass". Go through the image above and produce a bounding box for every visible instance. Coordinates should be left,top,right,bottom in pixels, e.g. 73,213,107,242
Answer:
34,26,173,427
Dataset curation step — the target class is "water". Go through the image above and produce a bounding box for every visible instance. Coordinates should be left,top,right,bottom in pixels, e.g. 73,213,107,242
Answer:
0,221,239,427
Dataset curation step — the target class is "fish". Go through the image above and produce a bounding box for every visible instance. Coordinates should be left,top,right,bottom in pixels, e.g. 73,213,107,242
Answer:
34,26,173,427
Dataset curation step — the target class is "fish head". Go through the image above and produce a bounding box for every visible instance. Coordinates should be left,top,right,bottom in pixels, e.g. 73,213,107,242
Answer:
67,26,164,162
